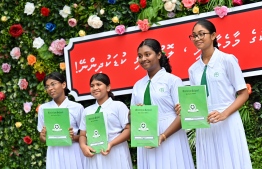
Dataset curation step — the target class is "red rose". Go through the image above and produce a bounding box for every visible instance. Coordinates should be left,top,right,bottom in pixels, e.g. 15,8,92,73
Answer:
130,4,140,13
41,7,50,16
9,24,23,38
35,72,46,82
0,115,3,122
23,136,32,145
0,92,5,101
140,0,147,9
198,0,209,4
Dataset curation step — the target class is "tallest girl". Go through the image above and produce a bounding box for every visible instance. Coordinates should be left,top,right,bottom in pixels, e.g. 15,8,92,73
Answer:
182,19,252,169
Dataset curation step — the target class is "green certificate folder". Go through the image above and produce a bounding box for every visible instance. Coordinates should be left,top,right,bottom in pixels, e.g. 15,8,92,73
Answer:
130,105,158,147
44,108,72,146
178,85,210,129
85,113,108,154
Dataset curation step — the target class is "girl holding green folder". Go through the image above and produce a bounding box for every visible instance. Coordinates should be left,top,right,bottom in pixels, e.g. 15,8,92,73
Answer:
176,19,252,169
79,73,132,169
131,38,195,169
37,72,84,169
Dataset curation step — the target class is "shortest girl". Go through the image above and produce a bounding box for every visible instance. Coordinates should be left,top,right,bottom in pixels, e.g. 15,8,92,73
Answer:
79,73,132,169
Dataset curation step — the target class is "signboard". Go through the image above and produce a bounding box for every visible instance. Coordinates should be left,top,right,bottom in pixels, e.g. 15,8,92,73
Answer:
64,2,262,101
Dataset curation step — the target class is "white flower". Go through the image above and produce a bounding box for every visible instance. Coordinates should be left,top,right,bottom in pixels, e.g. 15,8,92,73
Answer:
164,1,176,12
171,0,177,3
24,2,35,15
33,37,45,49
59,5,71,18
87,15,103,29
100,9,105,15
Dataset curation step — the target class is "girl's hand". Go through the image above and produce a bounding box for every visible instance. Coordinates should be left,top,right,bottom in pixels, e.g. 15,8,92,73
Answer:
40,127,46,137
207,110,227,123
101,143,112,156
158,134,166,146
174,104,181,116
81,145,96,157
69,127,74,141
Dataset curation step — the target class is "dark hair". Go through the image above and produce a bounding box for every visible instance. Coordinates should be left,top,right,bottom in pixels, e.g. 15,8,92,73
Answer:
89,73,115,99
193,19,219,49
137,38,172,73
43,72,70,96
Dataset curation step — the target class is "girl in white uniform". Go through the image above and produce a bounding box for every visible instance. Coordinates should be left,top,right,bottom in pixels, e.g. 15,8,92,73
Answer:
37,72,84,169
79,73,132,169
131,38,195,169
177,19,252,169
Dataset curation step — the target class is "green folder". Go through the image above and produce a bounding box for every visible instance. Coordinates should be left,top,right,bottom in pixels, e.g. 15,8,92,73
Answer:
131,105,158,147
44,108,72,146
85,113,108,154
178,85,210,129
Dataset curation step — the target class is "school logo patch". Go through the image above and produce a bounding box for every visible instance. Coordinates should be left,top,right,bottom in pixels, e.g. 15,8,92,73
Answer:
159,88,164,92
214,72,219,77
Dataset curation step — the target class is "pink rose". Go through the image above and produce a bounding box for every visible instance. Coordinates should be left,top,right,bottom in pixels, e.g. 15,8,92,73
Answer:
137,19,150,32
68,18,77,27
253,102,261,110
233,0,243,6
23,102,32,113
182,0,196,9
18,79,28,90
214,6,228,18
10,47,21,59
115,25,126,35
0,92,5,101
48,39,67,56
2,63,11,73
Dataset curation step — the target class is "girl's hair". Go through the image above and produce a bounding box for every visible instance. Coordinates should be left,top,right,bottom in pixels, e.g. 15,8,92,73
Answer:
43,72,70,96
137,38,172,73
193,19,219,49
90,73,115,99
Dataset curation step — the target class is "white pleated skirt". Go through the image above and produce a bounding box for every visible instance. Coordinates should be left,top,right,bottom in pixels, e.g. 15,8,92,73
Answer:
84,141,133,169
196,111,252,169
137,113,195,169
46,142,85,169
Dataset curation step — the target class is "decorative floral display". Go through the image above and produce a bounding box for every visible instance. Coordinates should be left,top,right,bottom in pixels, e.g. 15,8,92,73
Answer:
24,2,35,15
0,92,5,101
214,6,228,18
0,0,261,168
137,19,150,31
41,7,50,16
23,102,33,113
10,47,21,60
253,102,261,110
48,39,67,56
9,24,23,38
115,25,126,35
23,136,33,145
2,63,11,73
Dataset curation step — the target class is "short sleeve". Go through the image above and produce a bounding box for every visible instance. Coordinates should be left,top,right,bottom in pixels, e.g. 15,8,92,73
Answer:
225,55,246,91
79,109,87,131
117,102,130,129
37,105,44,132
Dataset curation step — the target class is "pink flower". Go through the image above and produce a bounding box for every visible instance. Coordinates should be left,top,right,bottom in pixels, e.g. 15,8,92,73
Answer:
18,79,28,90
23,102,33,113
137,19,150,32
182,0,196,9
68,18,77,27
0,92,5,101
253,102,261,110
214,6,228,18
2,63,11,73
115,25,126,35
233,0,243,6
10,47,21,59
48,39,67,56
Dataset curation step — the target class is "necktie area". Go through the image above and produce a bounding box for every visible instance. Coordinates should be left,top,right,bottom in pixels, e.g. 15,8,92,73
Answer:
201,65,209,97
144,80,152,105
95,106,101,114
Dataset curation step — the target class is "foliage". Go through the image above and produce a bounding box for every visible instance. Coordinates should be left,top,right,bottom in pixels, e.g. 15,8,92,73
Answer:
0,0,262,168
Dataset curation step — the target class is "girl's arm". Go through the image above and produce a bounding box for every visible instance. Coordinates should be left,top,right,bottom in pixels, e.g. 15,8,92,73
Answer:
208,88,249,123
159,117,181,145
79,130,95,157
39,126,46,143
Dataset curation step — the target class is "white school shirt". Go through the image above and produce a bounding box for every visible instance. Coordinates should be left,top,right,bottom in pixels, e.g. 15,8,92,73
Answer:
188,48,246,110
37,97,84,135
79,97,129,142
131,68,183,117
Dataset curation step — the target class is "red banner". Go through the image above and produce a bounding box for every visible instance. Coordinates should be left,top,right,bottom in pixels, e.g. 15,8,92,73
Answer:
64,2,262,101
